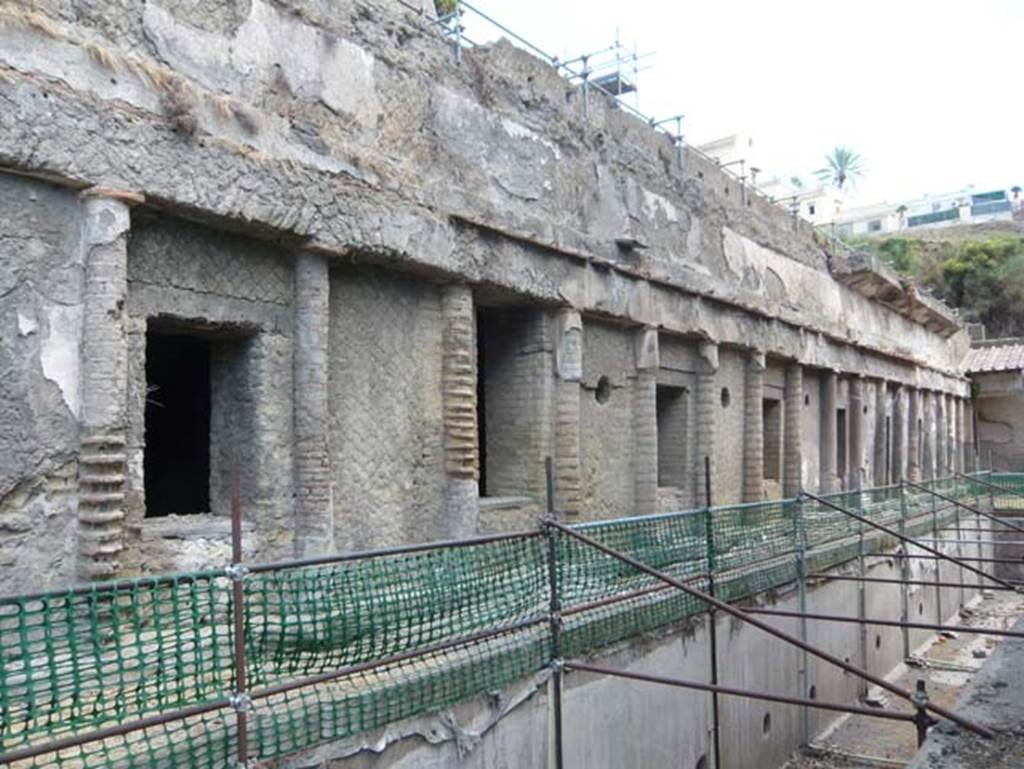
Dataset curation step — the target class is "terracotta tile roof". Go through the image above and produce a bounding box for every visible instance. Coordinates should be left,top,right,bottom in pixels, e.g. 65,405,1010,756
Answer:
966,339,1024,373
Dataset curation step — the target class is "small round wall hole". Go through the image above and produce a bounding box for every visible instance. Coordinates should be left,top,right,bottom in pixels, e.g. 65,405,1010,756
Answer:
863,404,869,414
875,634,882,650
762,712,772,735
808,685,817,700
695,756,708,769
595,376,611,404
721,387,731,408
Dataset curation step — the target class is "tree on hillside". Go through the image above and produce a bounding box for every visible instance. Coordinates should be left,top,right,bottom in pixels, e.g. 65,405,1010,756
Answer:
815,146,866,191
858,233,1024,336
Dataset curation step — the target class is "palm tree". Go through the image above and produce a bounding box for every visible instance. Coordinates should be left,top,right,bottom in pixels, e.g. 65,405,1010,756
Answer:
896,204,908,229
815,146,866,191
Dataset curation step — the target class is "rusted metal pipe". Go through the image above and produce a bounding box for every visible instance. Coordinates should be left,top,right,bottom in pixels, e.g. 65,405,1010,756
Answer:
561,573,710,618
563,661,919,724
250,614,546,701
803,490,1018,592
744,606,1024,639
230,464,250,768
904,478,1024,536
807,573,1017,592
956,472,1024,503
546,520,994,739
247,530,542,574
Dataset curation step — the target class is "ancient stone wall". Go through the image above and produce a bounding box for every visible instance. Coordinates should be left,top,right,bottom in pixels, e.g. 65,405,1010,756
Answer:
0,174,82,595
0,0,977,587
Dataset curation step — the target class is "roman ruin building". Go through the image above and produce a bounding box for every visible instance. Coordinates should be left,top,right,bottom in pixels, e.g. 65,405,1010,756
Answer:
0,3,1011,769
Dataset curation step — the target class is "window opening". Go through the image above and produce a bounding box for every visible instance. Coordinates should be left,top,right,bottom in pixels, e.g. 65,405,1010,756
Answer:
656,385,688,488
144,332,211,517
763,398,782,480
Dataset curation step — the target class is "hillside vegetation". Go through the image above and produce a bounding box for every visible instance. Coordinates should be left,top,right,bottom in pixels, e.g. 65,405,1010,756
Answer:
850,224,1024,338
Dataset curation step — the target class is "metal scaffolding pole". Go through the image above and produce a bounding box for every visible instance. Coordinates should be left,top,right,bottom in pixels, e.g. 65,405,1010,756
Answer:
744,606,1024,640
801,490,1019,592
545,520,994,739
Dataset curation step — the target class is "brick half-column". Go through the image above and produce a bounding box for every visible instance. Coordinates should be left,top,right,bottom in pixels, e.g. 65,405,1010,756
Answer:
819,370,838,494
964,399,976,472
633,327,659,517
955,397,965,473
441,285,480,537
935,393,947,478
783,361,803,498
947,394,958,474
907,387,921,482
293,250,333,557
742,350,766,502
891,383,904,483
553,309,583,518
693,342,719,507
921,391,935,480
873,379,887,486
78,187,143,581
849,376,865,490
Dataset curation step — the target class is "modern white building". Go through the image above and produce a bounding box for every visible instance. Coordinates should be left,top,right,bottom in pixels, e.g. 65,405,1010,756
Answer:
697,134,852,226
833,185,1020,237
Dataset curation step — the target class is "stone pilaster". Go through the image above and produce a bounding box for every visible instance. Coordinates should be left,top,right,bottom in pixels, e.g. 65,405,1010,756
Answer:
891,384,904,484
553,309,583,518
907,387,921,482
742,350,766,502
693,342,719,507
964,399,975,472
873,379,888,486
946,397,954,475
633,327,659,517
782,361,803,498
78,187,142,581
819,371,838,494
293,250,333,557
921,391,935,480
935,393,947,478
848,376,864,490
441,285,479,537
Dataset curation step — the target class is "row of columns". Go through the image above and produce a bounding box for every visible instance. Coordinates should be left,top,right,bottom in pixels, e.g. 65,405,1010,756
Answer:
75,198,979,576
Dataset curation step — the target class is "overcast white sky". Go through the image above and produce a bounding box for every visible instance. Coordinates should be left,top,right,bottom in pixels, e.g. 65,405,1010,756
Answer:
462,0,1022,204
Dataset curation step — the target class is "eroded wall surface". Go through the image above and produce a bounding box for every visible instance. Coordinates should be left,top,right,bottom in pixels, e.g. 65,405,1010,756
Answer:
0,1,972,579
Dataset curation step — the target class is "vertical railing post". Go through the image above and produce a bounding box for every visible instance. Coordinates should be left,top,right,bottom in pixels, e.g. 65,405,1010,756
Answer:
856,492,868,699
953,475,966,609
544,457,565,769
580,55,590,119
794,491,810,746
452,1,463,64
979,476,989,593
932,481,943,627
912,679,935,747
898,481,911,661
703,457,722,769
228,464,252,769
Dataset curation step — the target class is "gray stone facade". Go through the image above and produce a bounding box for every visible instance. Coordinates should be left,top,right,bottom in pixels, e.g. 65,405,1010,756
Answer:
0,0,975,594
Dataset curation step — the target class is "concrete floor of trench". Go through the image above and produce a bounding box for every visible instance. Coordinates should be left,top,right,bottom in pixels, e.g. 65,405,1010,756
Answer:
780,589,1024,769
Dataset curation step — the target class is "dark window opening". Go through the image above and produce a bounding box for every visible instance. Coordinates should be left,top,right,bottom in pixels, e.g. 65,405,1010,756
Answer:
657,385,688,488
476,309,489,496
145,332,211,517
763,398,782,480
475,306,545,500
837,408,848,484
